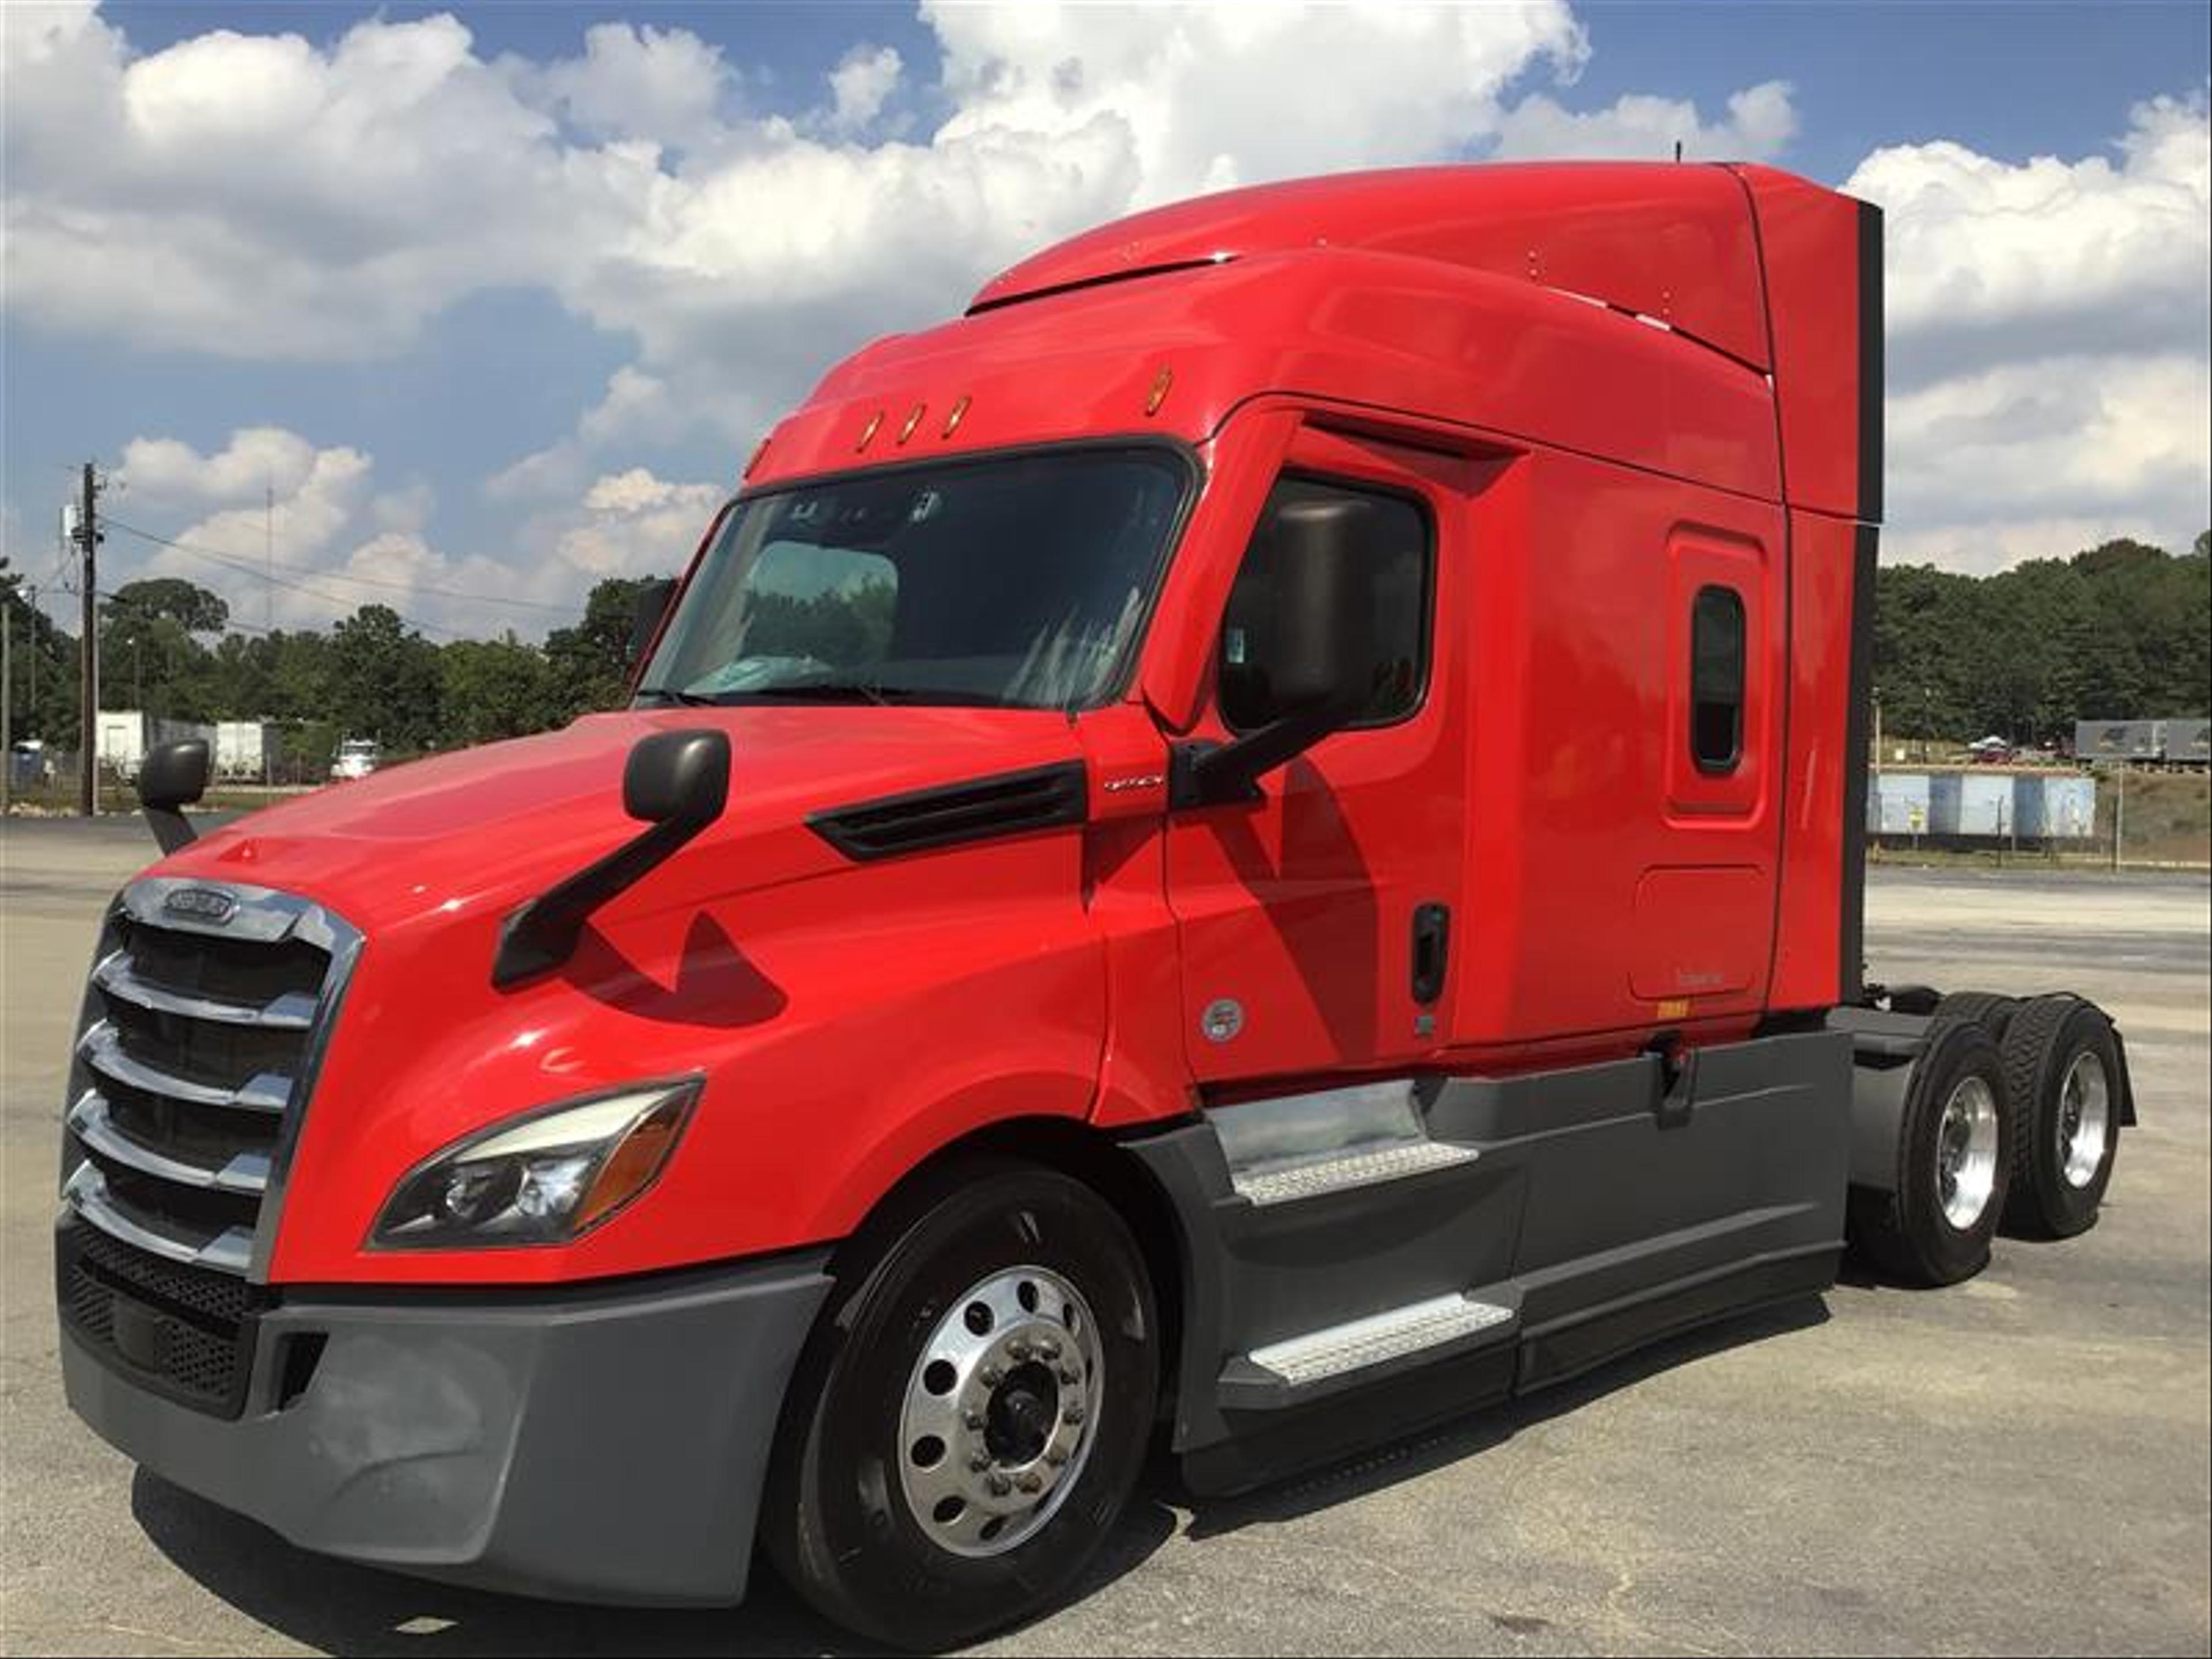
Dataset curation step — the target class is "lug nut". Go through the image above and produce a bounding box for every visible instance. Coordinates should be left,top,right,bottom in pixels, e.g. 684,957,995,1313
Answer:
1045,1448,1070,1468
1037,1339,1060,1362
979,1365,1002,1388
1058,1367,1081,1385
1007,1339,1032,1362
985,1472,1013,1497
969,1451,994,1472
964,1410,987,1431
1063,1403,1086,1425
1017,1472,1043,1494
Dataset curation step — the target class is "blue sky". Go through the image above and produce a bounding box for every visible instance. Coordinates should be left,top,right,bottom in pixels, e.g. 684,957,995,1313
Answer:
5,2,2207,640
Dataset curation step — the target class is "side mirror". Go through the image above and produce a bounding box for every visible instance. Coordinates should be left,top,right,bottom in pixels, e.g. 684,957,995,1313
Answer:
630,578,676,668
494,728,731,987
623,728,730,828
1174,499,1377,807
138,738,211,854
1253,498,1377,718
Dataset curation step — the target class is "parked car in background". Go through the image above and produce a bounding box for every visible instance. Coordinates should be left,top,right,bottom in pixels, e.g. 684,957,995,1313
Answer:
1968,735,2016,764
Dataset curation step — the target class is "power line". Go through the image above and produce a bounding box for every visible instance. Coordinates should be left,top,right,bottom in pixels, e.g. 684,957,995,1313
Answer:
101,516,587,620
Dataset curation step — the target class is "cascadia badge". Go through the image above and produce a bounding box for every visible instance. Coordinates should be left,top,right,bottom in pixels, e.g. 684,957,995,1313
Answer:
162,886,237,925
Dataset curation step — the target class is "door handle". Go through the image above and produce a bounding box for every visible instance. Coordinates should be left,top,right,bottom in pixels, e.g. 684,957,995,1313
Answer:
1411,902,1451,1005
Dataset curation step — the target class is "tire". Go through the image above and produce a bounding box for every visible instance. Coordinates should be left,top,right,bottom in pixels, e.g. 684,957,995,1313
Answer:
1935,990,2021,1038
1999,994,2123,1239
762,1160,1159,1650
1849,1019,2013,1286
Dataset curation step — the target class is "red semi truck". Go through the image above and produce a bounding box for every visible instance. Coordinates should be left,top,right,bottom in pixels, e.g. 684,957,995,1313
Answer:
58,164,2133,1648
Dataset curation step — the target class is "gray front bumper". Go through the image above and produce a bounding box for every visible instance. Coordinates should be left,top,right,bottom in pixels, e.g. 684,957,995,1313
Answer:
62,1249,834,1606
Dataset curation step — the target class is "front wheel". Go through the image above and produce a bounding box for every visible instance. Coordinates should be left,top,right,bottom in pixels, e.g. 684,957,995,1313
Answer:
762,1161,1158,1650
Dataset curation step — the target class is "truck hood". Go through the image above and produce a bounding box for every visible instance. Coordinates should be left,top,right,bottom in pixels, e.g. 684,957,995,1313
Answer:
154,704,1090,935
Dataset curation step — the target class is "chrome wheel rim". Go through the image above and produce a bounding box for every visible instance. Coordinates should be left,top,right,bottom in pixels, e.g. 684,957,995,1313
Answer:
897,1266,1103,1559
2058,1050,2111,1190
1937,1075,2001,1230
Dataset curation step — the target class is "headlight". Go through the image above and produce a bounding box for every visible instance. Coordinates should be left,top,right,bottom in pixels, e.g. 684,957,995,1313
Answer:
370,1078,700,1249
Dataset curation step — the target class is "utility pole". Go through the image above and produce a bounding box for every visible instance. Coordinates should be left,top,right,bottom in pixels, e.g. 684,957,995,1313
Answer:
3,596,13,818
75,460,103,816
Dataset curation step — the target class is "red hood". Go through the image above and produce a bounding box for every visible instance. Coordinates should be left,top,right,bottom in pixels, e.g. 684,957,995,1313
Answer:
153,704,1088,935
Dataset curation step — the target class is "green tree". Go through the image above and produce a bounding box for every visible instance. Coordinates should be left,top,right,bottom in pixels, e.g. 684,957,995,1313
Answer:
328,604,443,752
2,559,80,746
441,635,555,746
545,576,662,723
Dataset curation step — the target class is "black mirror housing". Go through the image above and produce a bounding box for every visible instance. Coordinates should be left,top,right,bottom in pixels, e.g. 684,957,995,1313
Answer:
1257,498,1377,716
623,728,730,828
630,578,676,668
1175,499,1378,807
495,728,731,988
138,739,211,854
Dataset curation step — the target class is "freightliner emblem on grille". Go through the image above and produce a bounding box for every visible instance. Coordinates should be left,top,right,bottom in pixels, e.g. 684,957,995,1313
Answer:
161,887,237,925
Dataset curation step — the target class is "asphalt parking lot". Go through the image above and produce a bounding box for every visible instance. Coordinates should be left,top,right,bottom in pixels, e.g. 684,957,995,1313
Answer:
3,819,2207,1657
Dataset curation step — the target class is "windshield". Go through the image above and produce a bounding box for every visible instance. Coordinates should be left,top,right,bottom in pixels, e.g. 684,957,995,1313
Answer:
637,446,1191,711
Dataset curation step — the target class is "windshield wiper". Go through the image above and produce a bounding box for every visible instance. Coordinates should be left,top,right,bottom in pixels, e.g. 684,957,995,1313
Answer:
633,684,723,707
738,682,899,705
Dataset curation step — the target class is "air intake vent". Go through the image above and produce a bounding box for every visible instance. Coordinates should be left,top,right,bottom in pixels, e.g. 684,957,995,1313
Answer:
810,761,1088,861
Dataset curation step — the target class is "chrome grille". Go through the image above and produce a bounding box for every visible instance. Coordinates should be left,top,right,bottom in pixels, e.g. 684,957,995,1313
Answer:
59,878,360,1286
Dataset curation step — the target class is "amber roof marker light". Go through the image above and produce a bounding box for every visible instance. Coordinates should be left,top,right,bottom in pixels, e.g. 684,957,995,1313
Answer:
855,409,885,453
942,395,972,439
897,402,927,445
1145,366,1173,416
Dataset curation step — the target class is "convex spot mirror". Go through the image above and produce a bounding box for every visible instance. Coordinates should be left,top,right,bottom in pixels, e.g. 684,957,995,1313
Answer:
630,578,676,668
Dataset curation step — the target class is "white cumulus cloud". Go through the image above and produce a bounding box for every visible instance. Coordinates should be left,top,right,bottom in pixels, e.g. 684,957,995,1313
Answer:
1494,80,1797,162
1847,93,2211,566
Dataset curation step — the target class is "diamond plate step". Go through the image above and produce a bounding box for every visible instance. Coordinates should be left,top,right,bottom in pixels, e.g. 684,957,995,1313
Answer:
1246,1293,1517,1388
1230,1139,1478,1207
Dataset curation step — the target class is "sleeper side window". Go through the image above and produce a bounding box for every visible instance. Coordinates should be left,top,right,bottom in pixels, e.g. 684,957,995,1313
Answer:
1690,584,1747,774
1218,477,1432,732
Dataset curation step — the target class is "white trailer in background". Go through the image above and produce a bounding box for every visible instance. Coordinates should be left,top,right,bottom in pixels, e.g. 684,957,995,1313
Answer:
213,721,270,782
94,711,147,782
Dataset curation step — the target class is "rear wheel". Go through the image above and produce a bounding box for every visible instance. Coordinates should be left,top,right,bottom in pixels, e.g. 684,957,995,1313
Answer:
2000,995,2122,1238
1935,990,2020,1038
1850,1019,2013,1286
762,1161,1158,1650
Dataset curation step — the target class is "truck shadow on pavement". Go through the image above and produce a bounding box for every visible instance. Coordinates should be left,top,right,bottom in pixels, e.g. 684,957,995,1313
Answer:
129,1468,1176,1657
131,1296,1828,1656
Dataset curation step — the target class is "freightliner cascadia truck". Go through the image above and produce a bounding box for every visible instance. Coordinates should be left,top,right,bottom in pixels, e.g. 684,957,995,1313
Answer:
57,163,2135,1648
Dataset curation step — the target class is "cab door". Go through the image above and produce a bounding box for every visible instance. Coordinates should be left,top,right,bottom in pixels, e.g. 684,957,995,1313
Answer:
1164,426,1471,1083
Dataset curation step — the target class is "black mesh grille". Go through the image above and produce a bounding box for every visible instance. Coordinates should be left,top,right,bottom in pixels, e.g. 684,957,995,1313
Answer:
59,1221,263,1415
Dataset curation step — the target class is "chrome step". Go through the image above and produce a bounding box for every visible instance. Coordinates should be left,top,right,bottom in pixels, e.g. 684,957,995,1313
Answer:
67,1091,270,1196
1246,1293,1516,1388
77,1021,292,1114
1232,1139,1478,1207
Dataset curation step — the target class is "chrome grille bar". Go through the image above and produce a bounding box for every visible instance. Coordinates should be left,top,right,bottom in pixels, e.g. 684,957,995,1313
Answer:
67,1090,271,1195
63,1164,255,1275
92,950,319,1030
61,878,362,1283
77,1021,292,1114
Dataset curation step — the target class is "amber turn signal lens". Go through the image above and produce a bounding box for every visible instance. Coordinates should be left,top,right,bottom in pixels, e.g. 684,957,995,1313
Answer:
576,1094,691,1232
